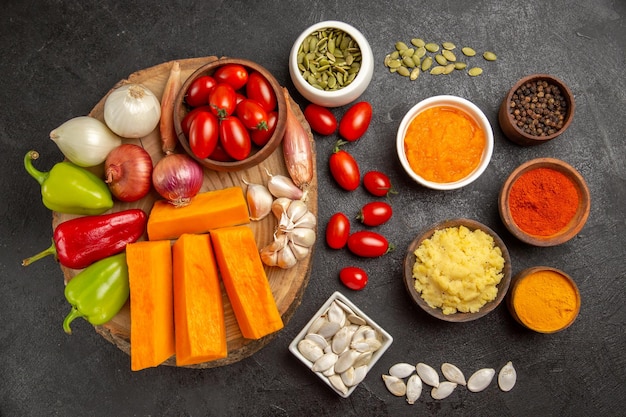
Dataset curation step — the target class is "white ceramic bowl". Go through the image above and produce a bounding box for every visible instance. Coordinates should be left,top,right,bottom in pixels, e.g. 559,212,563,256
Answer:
396,95,494,190
288,291,393,398
289,21,374,107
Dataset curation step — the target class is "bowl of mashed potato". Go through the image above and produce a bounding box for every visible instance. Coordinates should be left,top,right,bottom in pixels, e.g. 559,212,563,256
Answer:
403,218,512,322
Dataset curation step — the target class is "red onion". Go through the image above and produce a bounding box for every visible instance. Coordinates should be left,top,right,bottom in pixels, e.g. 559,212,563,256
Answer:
152,153,203,207
105,144,153,202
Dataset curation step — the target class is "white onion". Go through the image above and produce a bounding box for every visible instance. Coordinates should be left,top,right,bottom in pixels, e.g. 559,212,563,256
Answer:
50,116,122,167
104,83,161,138
152,153,203,207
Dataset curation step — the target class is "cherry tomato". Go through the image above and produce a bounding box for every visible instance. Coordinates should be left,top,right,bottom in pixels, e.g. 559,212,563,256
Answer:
219,116,251,160
185,75,217,108
246,71,277,112
214,63,249,91
209,142,233,162
188,111,219,159
250,111,278,147
339,266,368,291
347,231,390,258
339,101,372,141
329,148,360,191
304,104,337,136
209,83,237,119
181,105,212,136
326,212,351,249
236,99,269,131
235,93,246,105
363,171,394,197
357,201,393,226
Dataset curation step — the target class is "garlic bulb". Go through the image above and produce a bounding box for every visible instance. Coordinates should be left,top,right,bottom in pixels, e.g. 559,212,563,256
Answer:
50,116,122,167
260,198,316,269
104,83,161,138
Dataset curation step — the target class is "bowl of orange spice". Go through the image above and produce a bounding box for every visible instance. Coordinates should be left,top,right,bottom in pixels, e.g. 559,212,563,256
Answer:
396,95,494,190
499,157,591,246
507,266,581,333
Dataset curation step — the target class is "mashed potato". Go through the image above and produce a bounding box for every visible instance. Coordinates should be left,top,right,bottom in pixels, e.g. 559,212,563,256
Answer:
412,225,505,315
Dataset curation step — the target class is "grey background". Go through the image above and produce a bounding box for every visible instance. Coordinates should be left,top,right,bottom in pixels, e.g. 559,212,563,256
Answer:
1,1,624,416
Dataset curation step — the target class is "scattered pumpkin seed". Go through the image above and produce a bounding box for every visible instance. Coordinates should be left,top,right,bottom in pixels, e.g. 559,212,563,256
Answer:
425,42,440,53
421,56,433,71
411,38,425,48
443,63,456,74
434,54,448,65
454,62,467,70
483,51,497,61
401,48,415,58
442,42,456,50
395,41,409,51
410,67,420,80
390,50,400,60
442,50,456,62
468,67,483,76
415,47,427,59
388,59,402,69
403,56,416,68
397,66,411,77
462,47,476,57
430,66,446,75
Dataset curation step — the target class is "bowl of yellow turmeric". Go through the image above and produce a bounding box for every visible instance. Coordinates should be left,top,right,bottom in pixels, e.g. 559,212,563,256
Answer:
507,266,581,333
396,95,494,190
403,218,512,322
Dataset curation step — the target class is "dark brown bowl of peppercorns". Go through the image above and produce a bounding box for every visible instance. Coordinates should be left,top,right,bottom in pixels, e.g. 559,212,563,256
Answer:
498,74,575,146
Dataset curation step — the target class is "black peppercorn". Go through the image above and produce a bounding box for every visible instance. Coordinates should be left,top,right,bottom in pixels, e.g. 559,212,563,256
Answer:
509,80,567,137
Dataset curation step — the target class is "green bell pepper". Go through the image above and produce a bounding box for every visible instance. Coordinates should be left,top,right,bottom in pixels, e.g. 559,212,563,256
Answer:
63,252,129,334
24,150,113,215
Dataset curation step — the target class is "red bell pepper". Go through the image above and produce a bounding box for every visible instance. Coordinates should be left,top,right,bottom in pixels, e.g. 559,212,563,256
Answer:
22,209,147,269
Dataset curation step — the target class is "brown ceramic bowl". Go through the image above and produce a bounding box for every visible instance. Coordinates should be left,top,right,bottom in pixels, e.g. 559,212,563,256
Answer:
403,218,512,322
174,57,287,171
498,74,575,146
507,266,581,333
498,158,590,246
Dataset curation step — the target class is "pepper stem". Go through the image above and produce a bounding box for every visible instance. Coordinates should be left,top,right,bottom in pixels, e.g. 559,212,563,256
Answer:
24,150,49,185
63,307,84,335
22,239,58,266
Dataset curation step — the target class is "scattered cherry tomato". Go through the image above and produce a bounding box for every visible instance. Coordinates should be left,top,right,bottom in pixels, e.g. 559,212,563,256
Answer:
219,116,251,160
214,63,249,91
357,201,393,226
329,143,360,191
185,75,217,107
236,99,269,131
181,105,212,136
250,111,277,147
326,212,351,249
347,231,391,257
339,101,372,141
304,104,337,136
188,111,219,159
209,83,237,119
363,171,395,197
339,266,368,290
246,71,277,112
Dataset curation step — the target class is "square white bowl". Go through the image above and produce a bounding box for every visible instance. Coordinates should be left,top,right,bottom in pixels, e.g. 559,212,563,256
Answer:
288,291,393,398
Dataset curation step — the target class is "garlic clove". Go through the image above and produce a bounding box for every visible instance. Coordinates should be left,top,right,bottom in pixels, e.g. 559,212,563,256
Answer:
290,227,316,248
294,211,317,229
287,200,309,223
289,241,310,261
243,180,273,221
276,246,298,269
271,197,292,220
265,169,303,200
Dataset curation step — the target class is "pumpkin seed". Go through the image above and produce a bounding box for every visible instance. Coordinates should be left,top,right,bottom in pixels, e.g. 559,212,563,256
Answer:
410,67,420,80
401,48,415,58
454,62,467,70
435,54,448,65
411,38,425,47
403,56,416,68
468,67,483,76
395,41,409,51
415,46,426,59
443,63,456,74
388,59,402,69
397,66,411,77
421,56,433,71
483,51,497,61
442,42,456,50
390,50,400,60
442,49,456,62
462,47,476,57
430,65,446,75
425,42,440,52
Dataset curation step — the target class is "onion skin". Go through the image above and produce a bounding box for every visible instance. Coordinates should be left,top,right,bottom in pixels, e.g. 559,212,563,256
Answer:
152,153,203,207
104,144,153,202
282,87,313,188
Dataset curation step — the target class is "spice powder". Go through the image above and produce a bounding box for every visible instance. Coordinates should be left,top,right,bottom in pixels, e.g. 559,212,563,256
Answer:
404,106,486,183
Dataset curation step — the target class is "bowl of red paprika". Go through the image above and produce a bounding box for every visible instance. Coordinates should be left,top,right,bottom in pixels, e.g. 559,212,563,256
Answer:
498,74,575,146
498,158,591,246
173,57,287,171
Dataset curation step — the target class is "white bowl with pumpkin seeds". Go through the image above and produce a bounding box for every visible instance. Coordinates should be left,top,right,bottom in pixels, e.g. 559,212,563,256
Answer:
289,21,374,107
288,291,393,398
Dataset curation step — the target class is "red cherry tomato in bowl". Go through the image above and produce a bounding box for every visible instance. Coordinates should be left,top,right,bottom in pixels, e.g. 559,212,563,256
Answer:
185,75,217,108
329,145,360,191
363,171,395,197
339,266,368,290
209,83,237,119
339,101,372,141
357,201,393,226
219,116,251,160
326,212,351,249
246,71,277,112
236,99,269,131
304,104,337,136
347,231,391,258
188,111,219,159
214,63,249,91
250,111,278,147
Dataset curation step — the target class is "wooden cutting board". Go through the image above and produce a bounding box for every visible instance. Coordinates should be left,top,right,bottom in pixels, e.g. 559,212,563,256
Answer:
52,56,317,369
